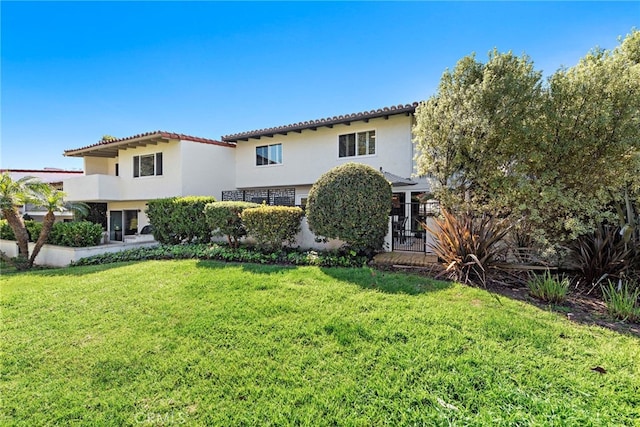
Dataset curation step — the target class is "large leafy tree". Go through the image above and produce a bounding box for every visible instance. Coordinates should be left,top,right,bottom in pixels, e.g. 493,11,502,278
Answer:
413,50,543,214
529,30,640,243
414,30,640,247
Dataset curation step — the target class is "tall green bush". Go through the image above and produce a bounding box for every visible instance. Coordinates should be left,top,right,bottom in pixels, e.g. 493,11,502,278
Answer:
306,163,392,253
146,196,216,244
48,221,103,247
242,205,304,251
204,201,260,248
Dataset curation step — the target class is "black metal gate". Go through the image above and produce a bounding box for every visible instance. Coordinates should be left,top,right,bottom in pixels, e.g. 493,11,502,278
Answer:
391,202,437,252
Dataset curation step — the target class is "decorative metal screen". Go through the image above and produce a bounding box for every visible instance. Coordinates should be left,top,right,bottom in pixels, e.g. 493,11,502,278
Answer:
221,188,295,206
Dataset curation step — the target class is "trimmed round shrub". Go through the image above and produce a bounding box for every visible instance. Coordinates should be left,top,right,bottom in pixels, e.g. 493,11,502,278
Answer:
48,221,103,247
204,201,260,248
146,196,216,244
241,205,304,251
307,162,392,253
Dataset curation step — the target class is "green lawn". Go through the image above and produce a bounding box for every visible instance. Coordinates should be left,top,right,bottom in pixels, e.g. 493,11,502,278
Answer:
1,260,639,426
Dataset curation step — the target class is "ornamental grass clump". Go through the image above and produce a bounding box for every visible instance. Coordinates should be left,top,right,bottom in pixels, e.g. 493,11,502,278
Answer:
527,270,569,304
566,224,632,293
602,280,640,323
424,208,511,287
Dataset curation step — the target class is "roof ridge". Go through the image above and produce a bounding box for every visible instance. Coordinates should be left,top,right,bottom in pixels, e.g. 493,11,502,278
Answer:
222,102,420,141
64,130,233,156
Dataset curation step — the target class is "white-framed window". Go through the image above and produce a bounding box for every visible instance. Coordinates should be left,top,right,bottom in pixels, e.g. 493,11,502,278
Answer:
133,153,163,177
256,143,282,166
339,130,376,158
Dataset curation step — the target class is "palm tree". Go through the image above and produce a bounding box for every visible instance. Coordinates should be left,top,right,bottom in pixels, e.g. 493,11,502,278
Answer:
0,173,48,266
28,186,88,268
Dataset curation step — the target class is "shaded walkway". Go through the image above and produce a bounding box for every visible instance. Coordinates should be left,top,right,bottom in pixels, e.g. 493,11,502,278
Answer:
373,251,438,268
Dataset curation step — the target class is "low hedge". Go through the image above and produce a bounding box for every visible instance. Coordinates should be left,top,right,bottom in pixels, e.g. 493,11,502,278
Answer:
48,221,103,247
204,201,260,248
146,196,216,244
71,244,369,268
242,205,304,251
1,220,102,247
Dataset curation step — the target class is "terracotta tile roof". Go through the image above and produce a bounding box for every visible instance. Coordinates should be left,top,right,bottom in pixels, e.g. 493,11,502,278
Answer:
64,131,234,158
222,102,420,142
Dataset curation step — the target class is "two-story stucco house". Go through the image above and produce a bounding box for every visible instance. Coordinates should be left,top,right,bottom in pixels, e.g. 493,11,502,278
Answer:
63,103,435,251
220,102,435,250
63,131,235,241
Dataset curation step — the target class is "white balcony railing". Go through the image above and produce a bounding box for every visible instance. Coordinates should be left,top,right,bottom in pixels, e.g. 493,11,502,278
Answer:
63,175,121,202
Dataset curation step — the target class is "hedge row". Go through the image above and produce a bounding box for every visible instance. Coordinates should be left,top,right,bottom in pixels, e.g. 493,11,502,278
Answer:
71,244,368,268
241,205,304,250
150,198,305,250
203,201,260,248
48,221,103,247
146,196,216,244
0,220,102,247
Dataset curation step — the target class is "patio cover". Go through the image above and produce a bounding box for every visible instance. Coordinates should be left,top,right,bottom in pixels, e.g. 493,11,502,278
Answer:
380,168,417,187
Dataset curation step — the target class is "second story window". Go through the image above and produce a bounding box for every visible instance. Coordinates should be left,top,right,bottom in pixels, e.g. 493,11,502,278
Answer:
339,130,376,158
256,143,282,166
133,153,163,178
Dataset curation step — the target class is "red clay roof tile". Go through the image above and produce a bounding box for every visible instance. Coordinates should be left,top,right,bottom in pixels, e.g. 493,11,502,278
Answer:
64,131,234,157
222,102,420,142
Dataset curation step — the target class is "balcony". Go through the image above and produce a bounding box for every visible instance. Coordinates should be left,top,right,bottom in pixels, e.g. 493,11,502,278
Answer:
63,174,121,202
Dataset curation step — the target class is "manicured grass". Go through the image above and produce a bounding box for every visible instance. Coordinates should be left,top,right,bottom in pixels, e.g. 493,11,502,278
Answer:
1,260,639,426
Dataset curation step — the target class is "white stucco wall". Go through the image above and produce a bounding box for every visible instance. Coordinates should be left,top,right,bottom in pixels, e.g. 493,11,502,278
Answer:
116,140,183,200
234,114,415,189
66,140,238,203
63,174,121,202
84,157,112,175
0,239,158,267
180,141,236,200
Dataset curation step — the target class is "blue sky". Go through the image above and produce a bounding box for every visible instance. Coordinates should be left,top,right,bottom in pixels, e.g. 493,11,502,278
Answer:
1,1,638,170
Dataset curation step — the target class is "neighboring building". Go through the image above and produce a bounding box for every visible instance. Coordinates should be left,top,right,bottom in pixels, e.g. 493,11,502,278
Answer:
62,103,436,251
1,168,84,222
63,132,236,241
